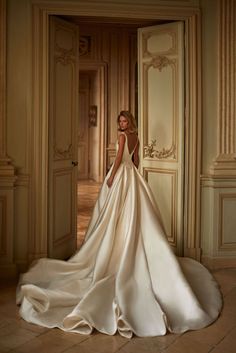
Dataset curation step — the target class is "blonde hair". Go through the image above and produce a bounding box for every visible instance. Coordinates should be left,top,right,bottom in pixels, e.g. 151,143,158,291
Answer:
117,111,137,133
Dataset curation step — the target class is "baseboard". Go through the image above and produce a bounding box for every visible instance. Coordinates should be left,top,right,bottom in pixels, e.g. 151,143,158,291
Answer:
0,263,18,279
0,261,30,280
201,256,236,270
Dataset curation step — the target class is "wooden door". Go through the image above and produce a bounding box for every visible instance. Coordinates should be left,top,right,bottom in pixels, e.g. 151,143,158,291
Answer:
138,22,185,255
48,17,79,259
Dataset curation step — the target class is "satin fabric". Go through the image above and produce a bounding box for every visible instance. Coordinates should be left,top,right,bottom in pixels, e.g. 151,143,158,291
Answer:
17,133,222,338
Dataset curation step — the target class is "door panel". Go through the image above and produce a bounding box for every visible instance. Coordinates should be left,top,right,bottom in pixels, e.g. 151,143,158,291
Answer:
138,22,184,254
78,74,89,179
49,17,79,259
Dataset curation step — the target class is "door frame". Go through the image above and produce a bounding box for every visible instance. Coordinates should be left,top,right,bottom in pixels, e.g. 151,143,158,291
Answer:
30,1,202,261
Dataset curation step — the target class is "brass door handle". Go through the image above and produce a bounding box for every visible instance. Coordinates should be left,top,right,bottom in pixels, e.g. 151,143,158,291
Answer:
72,161,78,166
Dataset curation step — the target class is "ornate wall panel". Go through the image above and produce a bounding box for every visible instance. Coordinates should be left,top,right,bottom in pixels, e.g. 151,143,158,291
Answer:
53,30,75,161
142,25,179,158
144,168,177,247
201,176,236,269
139,22,184,255
53,170,73,245
218,193,236,250
0,181,16,274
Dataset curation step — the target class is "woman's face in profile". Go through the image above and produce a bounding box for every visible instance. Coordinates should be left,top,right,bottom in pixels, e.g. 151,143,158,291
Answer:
119,116,129,131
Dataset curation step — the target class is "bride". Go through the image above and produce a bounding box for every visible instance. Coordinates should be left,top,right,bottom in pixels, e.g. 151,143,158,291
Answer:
17,111,222,338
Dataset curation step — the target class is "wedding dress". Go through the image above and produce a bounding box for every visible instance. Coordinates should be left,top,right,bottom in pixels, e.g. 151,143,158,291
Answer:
17,132,222,338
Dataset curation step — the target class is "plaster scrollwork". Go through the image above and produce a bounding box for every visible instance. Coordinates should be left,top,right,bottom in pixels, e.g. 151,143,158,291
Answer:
79,36,91,57
150,55,175,71
54,143,73,160
144,139,176,159
55,45,75,65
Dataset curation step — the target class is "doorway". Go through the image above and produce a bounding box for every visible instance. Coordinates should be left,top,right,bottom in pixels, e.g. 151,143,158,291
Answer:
50,15,186,254
74,16,177,248
77,61,108,245
31,2,202,262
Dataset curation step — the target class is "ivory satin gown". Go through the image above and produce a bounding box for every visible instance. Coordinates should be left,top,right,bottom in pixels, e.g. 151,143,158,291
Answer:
17,132,222,338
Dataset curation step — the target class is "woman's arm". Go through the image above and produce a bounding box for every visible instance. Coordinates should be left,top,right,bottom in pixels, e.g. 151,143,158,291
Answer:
133,140,139,168
107,133,126,187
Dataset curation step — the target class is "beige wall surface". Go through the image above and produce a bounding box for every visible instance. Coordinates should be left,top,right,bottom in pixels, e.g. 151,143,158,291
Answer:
7,0,31,172
200,0,236,268
200,0,218,174
1,0,236,276
5,0,32,271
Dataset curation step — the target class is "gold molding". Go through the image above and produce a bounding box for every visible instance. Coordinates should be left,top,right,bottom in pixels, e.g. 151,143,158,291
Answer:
200,173,236,188
144,139,176,159
150,55,175,71
56,51,76,65
15,174,30,187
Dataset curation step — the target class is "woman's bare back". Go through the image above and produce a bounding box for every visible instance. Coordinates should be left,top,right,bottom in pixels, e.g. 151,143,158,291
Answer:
124,132,139,154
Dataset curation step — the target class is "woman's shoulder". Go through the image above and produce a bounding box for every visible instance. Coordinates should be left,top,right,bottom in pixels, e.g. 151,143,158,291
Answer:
117,132,126,143
118,131,126,139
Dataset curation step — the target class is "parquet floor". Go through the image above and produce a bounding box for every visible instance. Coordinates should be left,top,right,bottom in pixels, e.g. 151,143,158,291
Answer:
0,268,235,353
0,181,235,353
77,180,101,247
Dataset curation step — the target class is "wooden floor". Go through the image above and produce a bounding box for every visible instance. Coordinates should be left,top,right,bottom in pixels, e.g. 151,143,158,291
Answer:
77,180,101,248
0,268,235,353
0,181,236,352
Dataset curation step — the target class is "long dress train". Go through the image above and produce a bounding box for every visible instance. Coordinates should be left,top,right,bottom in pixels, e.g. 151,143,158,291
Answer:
16,132,222,338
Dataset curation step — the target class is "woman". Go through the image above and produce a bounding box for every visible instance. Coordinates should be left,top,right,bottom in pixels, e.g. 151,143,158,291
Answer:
17,111,222,338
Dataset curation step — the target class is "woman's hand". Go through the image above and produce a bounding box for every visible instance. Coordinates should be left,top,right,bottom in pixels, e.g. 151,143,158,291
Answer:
107,176,114,188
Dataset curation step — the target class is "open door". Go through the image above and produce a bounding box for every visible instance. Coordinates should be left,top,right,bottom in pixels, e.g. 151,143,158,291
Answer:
138,22,185,255
48,17,79,259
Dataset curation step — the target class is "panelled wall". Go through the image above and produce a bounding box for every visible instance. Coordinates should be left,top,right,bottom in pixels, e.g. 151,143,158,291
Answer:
201,0,236,268
0,0,30,276
0,0,236,277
